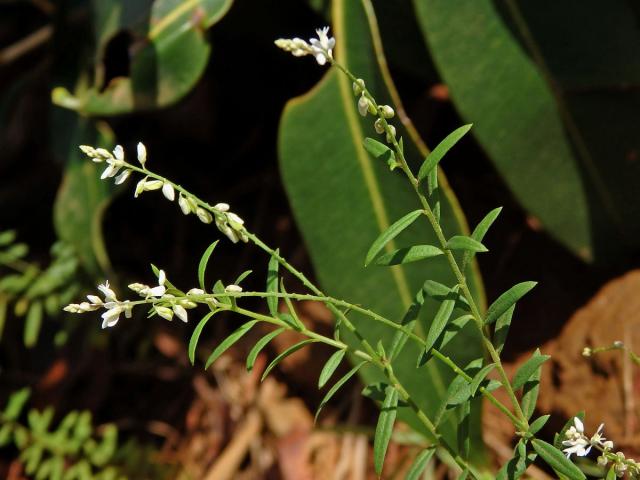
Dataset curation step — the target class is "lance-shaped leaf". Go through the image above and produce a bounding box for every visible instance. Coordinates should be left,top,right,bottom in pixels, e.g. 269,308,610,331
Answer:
493,305,515,354
318,349,346,388
279,0,486,460
365,210,423,266
420,287,458,365
485,282,537,325
512,349,549,390
373,244,443,266
417,124,472,182
205,320,258,369
316,361,367,422
496,439,535,480
462,207,502,271
374,385,399,476
24,301,43,348
246,328,285,372
266,250,279,317
262,339,318,382
388,285,426,361
532,439,586,480
446,235,487,253
363,137,396,169
406,448,436,480
188,311,217,365
198,241,219,291
528,415,550,436
521,355,543,420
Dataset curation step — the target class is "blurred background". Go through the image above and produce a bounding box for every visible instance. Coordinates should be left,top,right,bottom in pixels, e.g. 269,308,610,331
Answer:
1,0,639,478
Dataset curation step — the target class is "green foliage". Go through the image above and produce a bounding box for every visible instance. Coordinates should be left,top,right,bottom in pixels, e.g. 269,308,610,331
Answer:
417,124,472,183
532,439,586,480
373,385,399,476
0,232,85,347
0,390,125,480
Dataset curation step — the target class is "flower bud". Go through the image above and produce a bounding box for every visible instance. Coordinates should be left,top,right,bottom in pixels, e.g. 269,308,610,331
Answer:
178,194,191,215
162,182,175,201
214,203,230,212
137,142,147,167
155,306,173,321
374,118,385,134
352,78,365,96
357,95,369,117
379,105,395,119
386,125,397,143
196,208,213,224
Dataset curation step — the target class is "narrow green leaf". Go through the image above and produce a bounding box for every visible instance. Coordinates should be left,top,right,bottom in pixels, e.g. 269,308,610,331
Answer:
262,339,318,382
421,288,457,365
532,439,586,480
446,235,488,253
363,137,395,161
458,400,471,460
469,363,495,397
280,280,305,330
496,440,532,480
493,305,515,354
198,241,219,291
374,386,399,476
521,360,543,420
4,388,30,420
319,349,346,388
417,124,472,182
364,210,423,266
485,282,537,325
213,280,230,306
373,245,443,266
528,414,550,436
462,207,502,270
315,361,367,422
435,314,474,351
234,270,252,285
266,250,279,317
606,466,617,480
205,320,258,369
512,349,549,390
246,328,285,372
406,448,436,480
0,230,16,246
388,286,426,360
24,300,43,348
188,311,217,365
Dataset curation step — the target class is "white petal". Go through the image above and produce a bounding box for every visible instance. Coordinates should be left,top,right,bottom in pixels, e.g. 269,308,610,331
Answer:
187,288,205,295
101,307,122,328
214,203,230,212
162,183,175,201
158,270,166,286
155,306,173,320
225,284,242,293
134,177,147,198
147,285,166,297
113,145,124,161
173,305,188,322
137,142,147,165
574,417,584,433
100,164,118,179
178,195,191,215
143,180,163,191
114,169,131,185
227,212,244,225
87,295,102,304
196,208,213,224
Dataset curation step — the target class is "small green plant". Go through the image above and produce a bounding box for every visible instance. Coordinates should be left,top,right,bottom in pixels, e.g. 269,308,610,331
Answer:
0,231,83,347
62,27,634,479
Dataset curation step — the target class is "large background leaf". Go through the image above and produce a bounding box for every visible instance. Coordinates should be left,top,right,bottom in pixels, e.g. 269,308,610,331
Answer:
52,0,233,115
413,0,640,262
279,0,487,463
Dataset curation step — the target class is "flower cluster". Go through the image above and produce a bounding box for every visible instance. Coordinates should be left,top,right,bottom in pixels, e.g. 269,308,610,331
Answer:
275,27,335,66
562,417,639,477
64,270,202,328
78,143,248,244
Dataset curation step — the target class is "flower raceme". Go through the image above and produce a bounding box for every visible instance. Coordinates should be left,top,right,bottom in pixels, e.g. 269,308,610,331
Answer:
275,26,335,66
78,143,248,244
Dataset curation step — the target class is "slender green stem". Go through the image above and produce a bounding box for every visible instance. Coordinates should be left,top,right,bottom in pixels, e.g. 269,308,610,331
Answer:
330,59,529,427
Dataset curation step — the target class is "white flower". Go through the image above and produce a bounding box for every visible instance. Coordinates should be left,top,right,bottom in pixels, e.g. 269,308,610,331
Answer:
225,284,242,293
214,203,230,212
196,208,213,224
100,162,121,179
143,180,163,190
386,125,397,143
87,295,102,305
380,105,395,119
157,270,166,286
114,169,131,185
113,145,124,161
178,195,191,215
155,306,173,321
374,118,385,134
101,305,123,328
97,281,117,302
309,27,335,65
227,212,244,226
590,423,605,444
146,285,166,297
173,304,188,322
358,95,369,117
137,142,147,167
187,288,205,295
162,182,175,201
135,177,148,197
562,437,591,458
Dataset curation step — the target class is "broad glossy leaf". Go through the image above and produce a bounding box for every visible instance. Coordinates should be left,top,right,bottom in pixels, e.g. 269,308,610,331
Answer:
53,120,115,278
413,0,640,262
373,385,398,476
279,0,486,460
53,0,234,115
